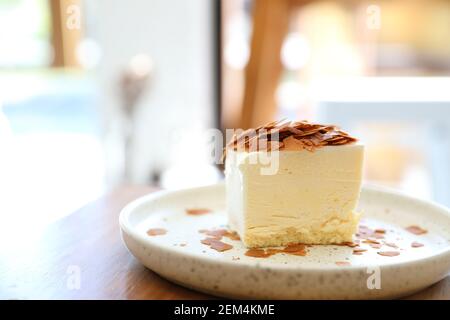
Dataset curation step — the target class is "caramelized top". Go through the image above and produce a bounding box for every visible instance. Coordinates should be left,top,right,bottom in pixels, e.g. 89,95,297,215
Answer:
223,119,357,161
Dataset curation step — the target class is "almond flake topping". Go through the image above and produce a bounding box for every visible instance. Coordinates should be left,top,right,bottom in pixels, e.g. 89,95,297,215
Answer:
222,119,357,161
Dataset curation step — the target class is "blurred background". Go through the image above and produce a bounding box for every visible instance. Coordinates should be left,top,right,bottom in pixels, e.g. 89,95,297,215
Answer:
0,0,449,236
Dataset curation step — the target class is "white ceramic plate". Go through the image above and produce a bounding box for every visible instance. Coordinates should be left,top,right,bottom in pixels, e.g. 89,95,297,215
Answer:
120,184,450,299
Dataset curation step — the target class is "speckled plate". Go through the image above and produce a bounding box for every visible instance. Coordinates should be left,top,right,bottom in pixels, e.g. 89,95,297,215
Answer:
120,184,450,299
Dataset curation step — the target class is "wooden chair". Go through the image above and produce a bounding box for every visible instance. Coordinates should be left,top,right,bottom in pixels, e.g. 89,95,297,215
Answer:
240,0,311,129
240,0,367,128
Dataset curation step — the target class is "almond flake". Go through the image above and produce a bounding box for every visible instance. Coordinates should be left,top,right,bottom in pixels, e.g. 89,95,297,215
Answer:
373,233,385,239
377,251,400,257
384,242,398,249
200,237,218,245
245,248,272,258
362,239,380,244
335,261,351,266
223,120,357,161
244,243,308,258
340,241,359,247
405,225,427,235
203,229,228,238
224,231,241,241
146,228,167,236
209,240,233,252
186,208,212,215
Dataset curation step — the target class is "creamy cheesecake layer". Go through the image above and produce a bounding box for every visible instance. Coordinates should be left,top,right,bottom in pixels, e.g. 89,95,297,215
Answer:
226,144,364,248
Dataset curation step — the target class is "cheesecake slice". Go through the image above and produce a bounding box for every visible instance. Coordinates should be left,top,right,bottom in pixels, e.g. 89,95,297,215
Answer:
224,120,364,248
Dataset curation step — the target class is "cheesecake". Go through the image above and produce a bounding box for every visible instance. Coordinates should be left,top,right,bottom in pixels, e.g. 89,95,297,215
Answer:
224,120,364,248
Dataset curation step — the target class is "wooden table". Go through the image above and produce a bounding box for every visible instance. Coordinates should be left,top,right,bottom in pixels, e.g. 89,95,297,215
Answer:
1,186,448,299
